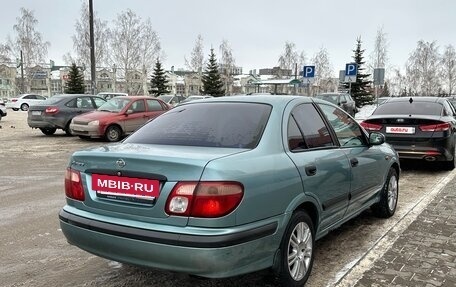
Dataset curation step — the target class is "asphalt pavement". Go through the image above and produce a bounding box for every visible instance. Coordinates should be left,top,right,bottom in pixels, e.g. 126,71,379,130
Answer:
349,171,456,287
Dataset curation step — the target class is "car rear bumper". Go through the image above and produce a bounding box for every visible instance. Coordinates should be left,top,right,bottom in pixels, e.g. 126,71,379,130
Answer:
390,137,454,161
28,119,61,129
59,208,281,278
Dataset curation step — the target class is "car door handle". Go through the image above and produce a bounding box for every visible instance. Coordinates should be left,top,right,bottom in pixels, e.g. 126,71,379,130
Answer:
305,164,317,176
350,158,359,167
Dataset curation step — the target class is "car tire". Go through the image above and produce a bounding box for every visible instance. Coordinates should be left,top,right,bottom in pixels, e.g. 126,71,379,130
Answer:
21,103,29,111
12,108,19,111
64,122,73,136
39,127,57,135
105,125,122,142
277,210,315,287
372,167,398,218
443,147,455,170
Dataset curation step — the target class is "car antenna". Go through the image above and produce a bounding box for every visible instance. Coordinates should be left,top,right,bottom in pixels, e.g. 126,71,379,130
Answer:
409,97,413,104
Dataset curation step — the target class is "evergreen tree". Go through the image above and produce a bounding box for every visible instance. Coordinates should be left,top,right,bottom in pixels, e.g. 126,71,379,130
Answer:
201,48,224,96
64,63,85,94
150,59,169,96
348,37,373,107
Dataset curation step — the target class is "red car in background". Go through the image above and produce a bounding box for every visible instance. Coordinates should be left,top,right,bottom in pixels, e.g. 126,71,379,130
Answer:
70,96,170,142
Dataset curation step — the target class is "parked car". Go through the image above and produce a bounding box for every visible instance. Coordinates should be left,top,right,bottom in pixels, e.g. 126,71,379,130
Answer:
178,95,213,105
60,95,400,286
27,94,106,135
0,103,7,121
157,94,186,107
70,95,170,142
360,96,456,169
315,92,357,116
96,92,128,100
6,94,47,111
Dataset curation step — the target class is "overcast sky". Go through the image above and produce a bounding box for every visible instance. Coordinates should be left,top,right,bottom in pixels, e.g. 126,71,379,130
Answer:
1,0,455,75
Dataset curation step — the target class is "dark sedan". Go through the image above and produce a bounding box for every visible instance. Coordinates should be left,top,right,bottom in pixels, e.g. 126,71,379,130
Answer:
315,92,357,116
360,97,456,169
28,94,106,135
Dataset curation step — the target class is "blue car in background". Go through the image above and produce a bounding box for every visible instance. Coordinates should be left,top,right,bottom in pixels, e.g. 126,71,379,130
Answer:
59,95,399,286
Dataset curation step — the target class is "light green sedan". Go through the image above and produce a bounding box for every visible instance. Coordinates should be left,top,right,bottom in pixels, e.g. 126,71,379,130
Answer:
59,95,399,286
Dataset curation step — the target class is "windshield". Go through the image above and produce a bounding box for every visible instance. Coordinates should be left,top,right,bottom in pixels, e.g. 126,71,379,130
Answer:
97,97,131,112
316,94,338,104
373,102,443,116
125,102,272,148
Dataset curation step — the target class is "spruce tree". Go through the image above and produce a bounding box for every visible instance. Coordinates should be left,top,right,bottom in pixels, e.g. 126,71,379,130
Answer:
64,63,85,94
348,37,373,107
201,48,224,96
380,81,390,97
150,59,169,96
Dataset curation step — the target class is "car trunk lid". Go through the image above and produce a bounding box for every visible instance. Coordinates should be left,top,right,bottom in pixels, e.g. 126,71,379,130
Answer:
68,143,247,227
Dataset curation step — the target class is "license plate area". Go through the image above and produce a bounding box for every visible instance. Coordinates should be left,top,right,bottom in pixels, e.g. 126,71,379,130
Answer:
386,126,415,134
92,174,160,203
32,111,41,116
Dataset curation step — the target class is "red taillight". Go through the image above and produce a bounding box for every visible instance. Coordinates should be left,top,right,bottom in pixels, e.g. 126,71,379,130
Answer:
166,181,244,218
11,99,17,102
360,121,382,131
45,106,59,114
419,122,450,132
65,168,85,201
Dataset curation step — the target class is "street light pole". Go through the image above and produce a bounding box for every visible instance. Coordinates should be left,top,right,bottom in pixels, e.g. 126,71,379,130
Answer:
89,0,96,95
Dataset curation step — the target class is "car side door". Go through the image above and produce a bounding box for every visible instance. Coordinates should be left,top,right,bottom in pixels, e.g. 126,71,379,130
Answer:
124,99,148,133
285,103,351,231
317,103,387,216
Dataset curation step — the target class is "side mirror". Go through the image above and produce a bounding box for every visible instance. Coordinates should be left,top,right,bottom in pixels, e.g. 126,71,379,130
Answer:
126,109,133,115
369,132,385,145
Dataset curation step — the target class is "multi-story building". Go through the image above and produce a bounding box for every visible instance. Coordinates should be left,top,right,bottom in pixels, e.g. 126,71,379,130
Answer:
0,64,17,98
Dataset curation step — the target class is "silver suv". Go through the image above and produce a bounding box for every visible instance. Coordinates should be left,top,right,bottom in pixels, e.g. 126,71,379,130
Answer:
315,92,357,116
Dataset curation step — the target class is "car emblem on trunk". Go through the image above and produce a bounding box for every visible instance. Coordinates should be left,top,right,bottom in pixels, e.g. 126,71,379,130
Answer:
396,119,404,123
116,159,126,168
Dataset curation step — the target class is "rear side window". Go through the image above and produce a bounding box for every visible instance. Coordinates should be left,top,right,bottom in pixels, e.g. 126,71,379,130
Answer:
289,103,334,150
374,102,443,116
147,99,164,111
125,102,271,149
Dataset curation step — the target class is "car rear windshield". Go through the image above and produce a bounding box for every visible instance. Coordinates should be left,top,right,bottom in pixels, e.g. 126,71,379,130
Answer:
124,102,272,148
373,102,443,116
42,96,66,105
316,94,338,104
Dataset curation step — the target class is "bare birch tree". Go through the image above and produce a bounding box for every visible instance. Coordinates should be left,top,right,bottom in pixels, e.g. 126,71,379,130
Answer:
297,51,307,75
369,26,389,71
219,39,236,94
388,67,406,96
110,9,161,94
185,34,204,73
66,1,110,69
311,47,333,92
406,40,441,96
440,44,456,96
278,41,298,76
0,44,11,62
8,7,50,92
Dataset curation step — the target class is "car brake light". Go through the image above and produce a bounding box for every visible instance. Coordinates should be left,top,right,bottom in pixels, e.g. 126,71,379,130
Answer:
12,99,17,102
65,168,85,201
360,121,382,131
45,106,59,114
419,122,450,132
166,181,244,218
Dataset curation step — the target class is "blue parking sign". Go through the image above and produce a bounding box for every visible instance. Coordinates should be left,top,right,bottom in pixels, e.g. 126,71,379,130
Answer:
345,63,357,76
303,66,315,78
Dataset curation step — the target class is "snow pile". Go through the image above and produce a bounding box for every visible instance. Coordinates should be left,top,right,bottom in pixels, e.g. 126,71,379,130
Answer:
355,105,377,122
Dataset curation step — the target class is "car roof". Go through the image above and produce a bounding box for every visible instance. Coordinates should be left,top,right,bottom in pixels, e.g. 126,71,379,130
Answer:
184,94,317,106
382,96,447,104
113,95,157,100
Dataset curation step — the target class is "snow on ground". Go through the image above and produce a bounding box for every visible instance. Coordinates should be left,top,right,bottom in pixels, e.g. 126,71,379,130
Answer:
355,104,377,122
